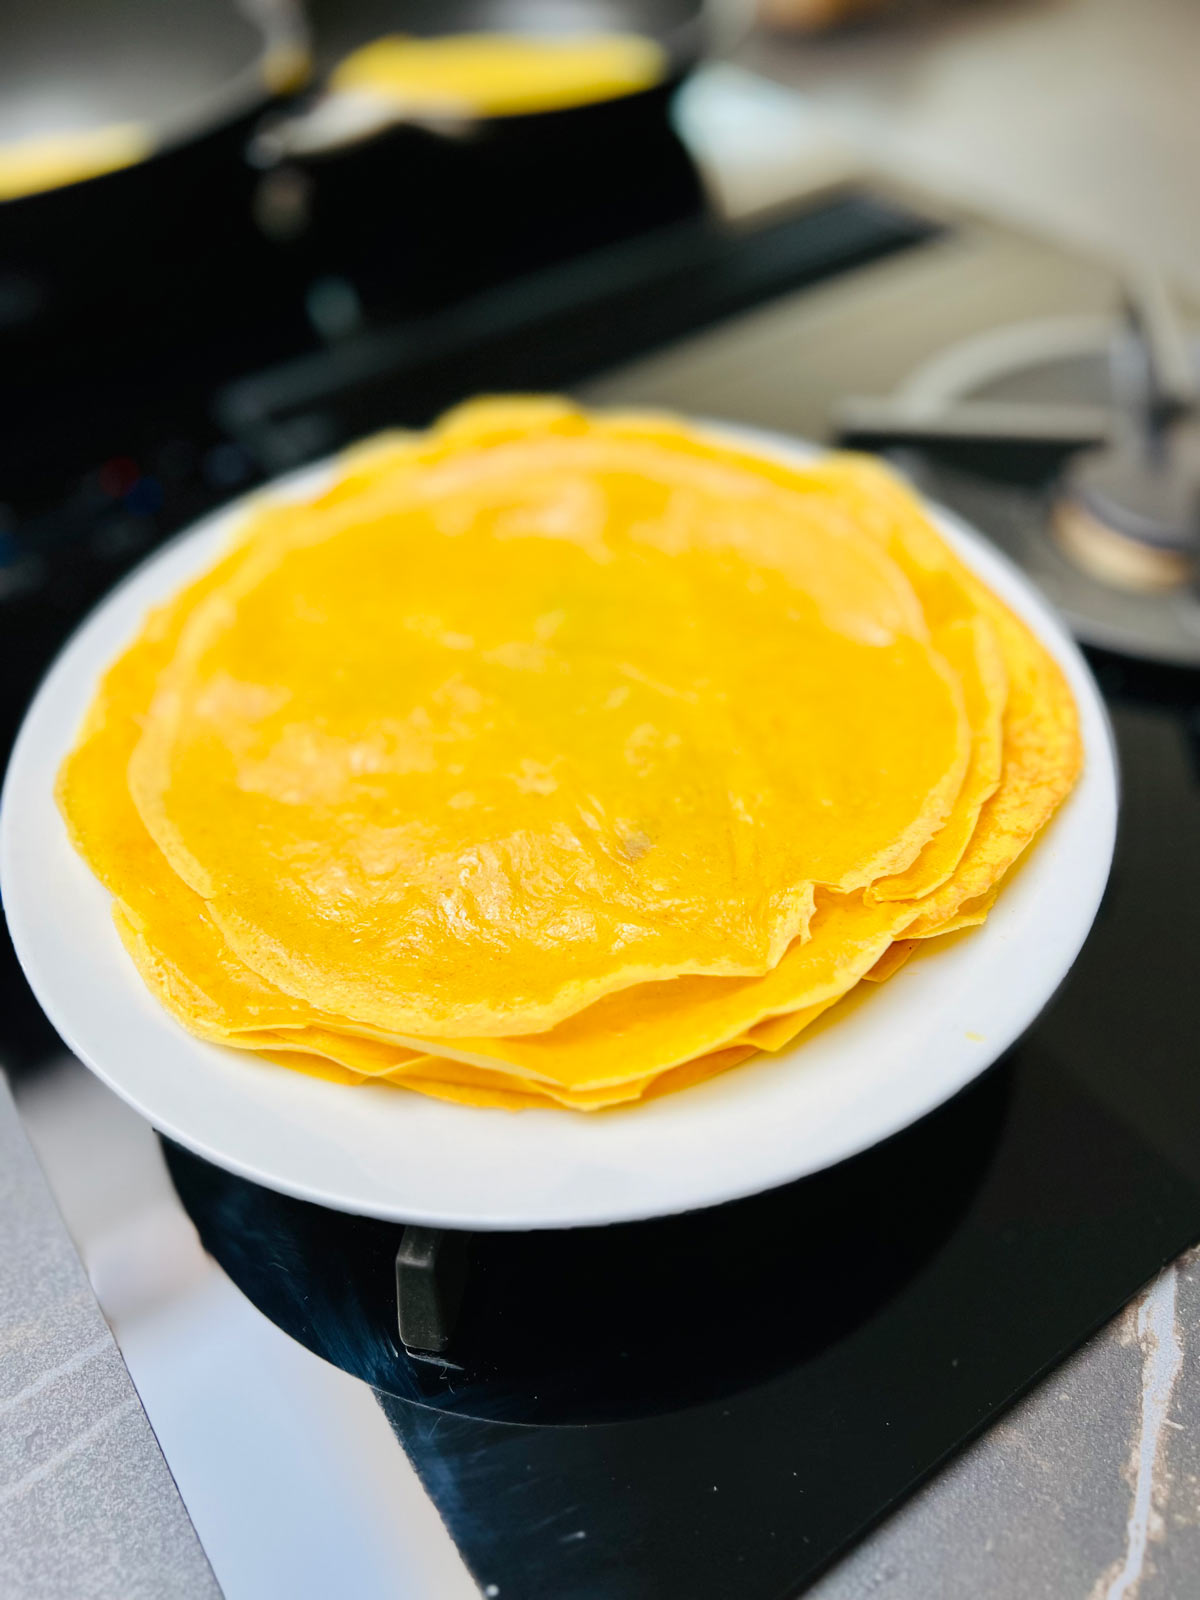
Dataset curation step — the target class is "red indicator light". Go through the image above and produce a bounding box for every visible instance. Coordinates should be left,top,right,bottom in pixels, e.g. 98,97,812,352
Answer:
99,457,139,498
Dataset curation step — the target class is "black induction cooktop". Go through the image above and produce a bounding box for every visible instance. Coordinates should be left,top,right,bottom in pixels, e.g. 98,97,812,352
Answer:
8,184,1200,1599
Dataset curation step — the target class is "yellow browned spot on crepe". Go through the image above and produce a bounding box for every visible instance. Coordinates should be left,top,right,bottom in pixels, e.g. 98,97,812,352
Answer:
125,412,968,1040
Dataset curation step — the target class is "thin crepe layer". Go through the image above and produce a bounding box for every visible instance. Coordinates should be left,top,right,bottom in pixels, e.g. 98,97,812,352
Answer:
864,940,919,984
78,551,935,1091
867,614,1007,901
256,1043,759,1111
126,411,969,1037
791,454,1082,930
602,424,1078,926
389,892,915,1088
57,400,1082,1112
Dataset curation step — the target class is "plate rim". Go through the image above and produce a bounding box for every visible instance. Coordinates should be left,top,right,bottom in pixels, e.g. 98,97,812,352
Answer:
0,422,1119,1228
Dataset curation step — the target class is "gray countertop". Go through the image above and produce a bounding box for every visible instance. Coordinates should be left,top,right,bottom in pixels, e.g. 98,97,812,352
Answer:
0,1073,219,1600
813,1250,1200,1600
715,0,1200,299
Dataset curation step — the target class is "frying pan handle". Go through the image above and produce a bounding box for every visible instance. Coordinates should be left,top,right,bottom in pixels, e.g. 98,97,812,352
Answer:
395,1225,472,1356
249,92,478,165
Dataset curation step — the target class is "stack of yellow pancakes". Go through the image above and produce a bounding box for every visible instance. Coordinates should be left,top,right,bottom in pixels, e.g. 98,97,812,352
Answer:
58,398,1081,1111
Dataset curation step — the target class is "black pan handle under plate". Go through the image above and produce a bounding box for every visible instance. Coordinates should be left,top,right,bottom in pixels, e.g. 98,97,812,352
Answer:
395,1226,471,1357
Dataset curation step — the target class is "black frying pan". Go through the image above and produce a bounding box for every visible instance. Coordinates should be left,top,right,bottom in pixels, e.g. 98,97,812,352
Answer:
0,0,708,490
264,0,710,315
0,0,303,166
0,0,308,376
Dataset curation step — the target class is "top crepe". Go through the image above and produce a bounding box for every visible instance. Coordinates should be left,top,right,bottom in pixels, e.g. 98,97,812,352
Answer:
123,400,970,1038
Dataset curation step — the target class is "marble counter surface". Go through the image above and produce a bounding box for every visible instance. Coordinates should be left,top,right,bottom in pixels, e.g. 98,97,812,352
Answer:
813,1250,1200,1600
0,1073,218,1600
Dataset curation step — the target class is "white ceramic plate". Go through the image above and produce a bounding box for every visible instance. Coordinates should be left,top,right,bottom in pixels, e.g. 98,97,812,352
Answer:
1,426,1118,1230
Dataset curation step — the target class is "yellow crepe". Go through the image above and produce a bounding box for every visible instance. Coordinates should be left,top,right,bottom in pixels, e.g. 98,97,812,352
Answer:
863,939,918,984
211,1023,433,1076
221,1023,686,1110
259,960,844,1082
251,1048,367,1088
736,995,839,1051
126,409,968,1039
110,901,347,1043
114,899,733,1107
71,548,907,1091
329,33,666,118
391,891,915,1088
867,614,1007,901
59,398,1081,1111
725,878,997,1044
114,875,906,1091
62,552,366,1043
433,1041,761,1110
259,1060,562,1111
603,427,1079,928
386,1051,659,1110
259,1042,758,1112
797,454,1082,932
621,428,1079,907
912,886,999,938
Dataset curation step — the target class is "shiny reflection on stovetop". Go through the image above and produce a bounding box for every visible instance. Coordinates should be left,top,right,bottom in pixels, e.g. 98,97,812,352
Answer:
164,1058,1010,1428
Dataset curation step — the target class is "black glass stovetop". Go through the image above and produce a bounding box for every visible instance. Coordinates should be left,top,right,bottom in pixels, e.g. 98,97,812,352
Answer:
6,187,1200,1599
